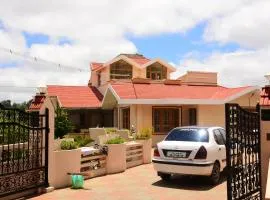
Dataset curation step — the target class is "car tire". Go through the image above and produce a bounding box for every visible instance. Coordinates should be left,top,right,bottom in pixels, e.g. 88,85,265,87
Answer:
210,162,220,185
160,173,171,181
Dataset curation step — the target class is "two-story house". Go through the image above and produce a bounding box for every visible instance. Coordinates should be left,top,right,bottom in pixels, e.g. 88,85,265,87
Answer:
29,53,260,144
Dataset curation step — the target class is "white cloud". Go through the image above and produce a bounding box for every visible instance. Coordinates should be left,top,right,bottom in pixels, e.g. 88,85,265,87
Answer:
0,0,269,102
204,0,270,48
0,29,26,62
171,48,270,87
0,0,251,39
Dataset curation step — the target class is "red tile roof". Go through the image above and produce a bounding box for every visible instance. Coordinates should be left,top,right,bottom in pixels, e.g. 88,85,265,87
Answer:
29,95,46,110
91,54,151,71
47,85,103,108
90,62,104,71
260,86,270,106
110,82,253,100
124,54,150,65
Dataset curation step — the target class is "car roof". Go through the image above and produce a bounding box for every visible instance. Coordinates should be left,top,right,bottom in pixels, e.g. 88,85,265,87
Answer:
175,126,224,130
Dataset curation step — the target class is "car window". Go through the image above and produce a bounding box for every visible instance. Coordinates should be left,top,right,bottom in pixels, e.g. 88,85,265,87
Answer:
213,129,225,145
165,128,209,142
219,129,226,143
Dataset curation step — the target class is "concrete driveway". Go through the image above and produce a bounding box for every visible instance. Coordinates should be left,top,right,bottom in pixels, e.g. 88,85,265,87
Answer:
31,164,227,200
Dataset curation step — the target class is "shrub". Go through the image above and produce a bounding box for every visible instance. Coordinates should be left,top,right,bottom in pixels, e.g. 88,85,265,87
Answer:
105,136,125,144
136,127,153,140
60,140,77,150
73,135,94,147
55,107,74,139
105,128,117,134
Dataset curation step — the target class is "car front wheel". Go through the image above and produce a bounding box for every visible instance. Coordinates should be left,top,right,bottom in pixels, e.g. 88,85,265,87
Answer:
210,162,220,185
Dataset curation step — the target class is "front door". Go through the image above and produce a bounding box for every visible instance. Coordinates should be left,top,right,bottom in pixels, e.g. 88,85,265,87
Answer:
122,108,130,129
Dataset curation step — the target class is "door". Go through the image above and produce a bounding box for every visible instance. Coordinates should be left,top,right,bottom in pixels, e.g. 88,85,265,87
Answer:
213,129,226,169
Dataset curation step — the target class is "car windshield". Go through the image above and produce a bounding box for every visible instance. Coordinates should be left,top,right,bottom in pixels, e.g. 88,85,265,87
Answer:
165,128,209,142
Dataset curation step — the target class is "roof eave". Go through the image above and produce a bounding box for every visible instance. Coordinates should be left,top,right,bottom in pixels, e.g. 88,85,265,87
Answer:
104,55,141,69
63,106,102,110
115,86,260,105
118,98,225,105
141,58,177,72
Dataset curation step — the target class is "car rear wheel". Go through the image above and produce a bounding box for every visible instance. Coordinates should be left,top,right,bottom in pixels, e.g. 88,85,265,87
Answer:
158,172,171,181
210,162,220,185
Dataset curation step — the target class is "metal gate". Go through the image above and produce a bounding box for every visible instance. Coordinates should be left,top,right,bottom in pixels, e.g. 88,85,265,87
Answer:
0,104,49,197
225,103,262,200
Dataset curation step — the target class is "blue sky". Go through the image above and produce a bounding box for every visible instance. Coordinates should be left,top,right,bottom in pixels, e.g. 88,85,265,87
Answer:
19,22,240,64
23,32,73,47
128,23,240,64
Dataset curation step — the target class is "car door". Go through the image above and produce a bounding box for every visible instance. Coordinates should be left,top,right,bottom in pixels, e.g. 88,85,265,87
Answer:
218,129,227,168
213,129,226,170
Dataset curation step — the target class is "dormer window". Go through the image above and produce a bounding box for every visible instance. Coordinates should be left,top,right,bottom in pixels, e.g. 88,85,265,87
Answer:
110,60,132,79
146,62,167,80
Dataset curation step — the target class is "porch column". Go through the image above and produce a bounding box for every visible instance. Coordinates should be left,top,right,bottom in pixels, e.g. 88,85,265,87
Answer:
117,106,121,129
130,105,137,131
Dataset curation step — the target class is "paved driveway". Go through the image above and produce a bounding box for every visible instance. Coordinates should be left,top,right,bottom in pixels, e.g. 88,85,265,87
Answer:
31,164,227,200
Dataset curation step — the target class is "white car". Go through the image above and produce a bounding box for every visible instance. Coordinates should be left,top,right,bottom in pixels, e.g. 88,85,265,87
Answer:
152,126,226,185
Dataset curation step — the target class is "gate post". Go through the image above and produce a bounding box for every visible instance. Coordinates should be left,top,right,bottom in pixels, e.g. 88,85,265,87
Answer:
44,108,49,186
39,98,55,189
260,85,270,199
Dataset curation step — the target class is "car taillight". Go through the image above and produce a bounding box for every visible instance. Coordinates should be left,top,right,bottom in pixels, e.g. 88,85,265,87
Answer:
154,148,160,157
194,146,207,159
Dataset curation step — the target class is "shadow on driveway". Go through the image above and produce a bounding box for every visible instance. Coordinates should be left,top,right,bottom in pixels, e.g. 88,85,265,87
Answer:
152,173,227,191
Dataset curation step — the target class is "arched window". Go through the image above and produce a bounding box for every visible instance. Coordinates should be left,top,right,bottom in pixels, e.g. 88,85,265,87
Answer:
146,62,167,80
110,60,132,79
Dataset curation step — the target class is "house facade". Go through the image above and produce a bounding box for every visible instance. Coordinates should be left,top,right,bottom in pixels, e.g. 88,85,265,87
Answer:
29,53,260,144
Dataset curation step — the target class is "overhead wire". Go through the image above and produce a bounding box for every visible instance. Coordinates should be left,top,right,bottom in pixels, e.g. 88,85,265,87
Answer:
0,46,90,72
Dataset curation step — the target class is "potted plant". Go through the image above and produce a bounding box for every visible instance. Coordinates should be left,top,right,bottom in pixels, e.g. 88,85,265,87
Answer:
136,127,153,164
52,140,81,189
104,136,126,174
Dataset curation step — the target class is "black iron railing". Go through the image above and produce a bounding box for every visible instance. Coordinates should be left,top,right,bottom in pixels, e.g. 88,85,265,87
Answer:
0,105,49,197
226,103,262,200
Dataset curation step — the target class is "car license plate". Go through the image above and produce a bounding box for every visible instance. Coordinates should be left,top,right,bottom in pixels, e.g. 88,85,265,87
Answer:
166,151,186,158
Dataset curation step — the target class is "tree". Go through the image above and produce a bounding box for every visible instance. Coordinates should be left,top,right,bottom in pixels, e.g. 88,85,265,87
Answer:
54,107,73,139
0,100,12,108
0,99,32,110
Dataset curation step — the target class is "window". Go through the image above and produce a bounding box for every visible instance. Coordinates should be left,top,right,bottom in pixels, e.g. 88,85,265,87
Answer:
80,113,86,126
146,62,167,80
165,128,209,142
153,108,179,133
110,60,132,79
262,109,270,121
189,108,197,125
219,129,226,143
122,108,130,129
213,130,225,145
